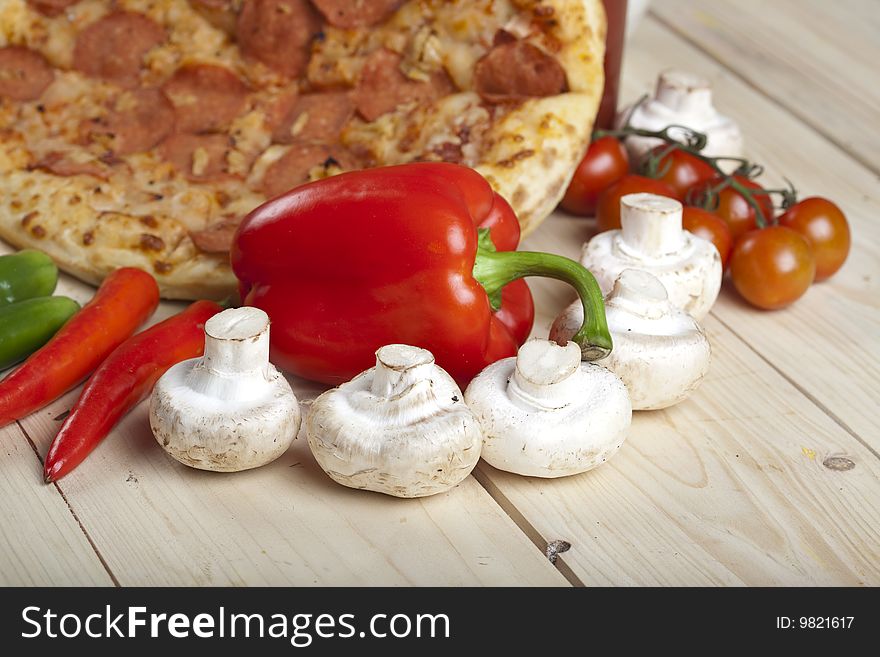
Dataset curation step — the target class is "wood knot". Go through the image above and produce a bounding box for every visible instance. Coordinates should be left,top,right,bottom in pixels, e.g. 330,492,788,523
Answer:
545,539,571,564
822,456,855,471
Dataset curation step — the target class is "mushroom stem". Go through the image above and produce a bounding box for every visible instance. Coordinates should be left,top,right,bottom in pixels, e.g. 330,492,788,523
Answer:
371,345,436,397
655,70,714,116
509,340,582,410
607,269,669,319
619,193,685,257
202,307,270,377
185,307,273,403
473,229,612,360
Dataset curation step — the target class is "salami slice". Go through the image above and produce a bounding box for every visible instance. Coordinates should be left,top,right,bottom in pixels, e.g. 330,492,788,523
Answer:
473,41,567,104
237,0,320,79
73,12,165,89
189,220,239,253
260,144,353,198
0,47,54,101
354,48,454,122
162,64,249,134
34,152,108,179
82,88,174,156
159,133,235,182
26,0,80,16
272,91,354,144
262,87,299,136
311,0,405,29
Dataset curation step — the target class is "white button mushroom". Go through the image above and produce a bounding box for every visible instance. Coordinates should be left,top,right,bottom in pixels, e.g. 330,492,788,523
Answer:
306,344,483,498
616,69,744,166
551,269,711,411
581,193,722,320
464,339,631,478
150,307,301,472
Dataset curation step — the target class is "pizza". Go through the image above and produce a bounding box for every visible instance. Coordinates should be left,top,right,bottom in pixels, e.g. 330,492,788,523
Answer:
0,0,605,299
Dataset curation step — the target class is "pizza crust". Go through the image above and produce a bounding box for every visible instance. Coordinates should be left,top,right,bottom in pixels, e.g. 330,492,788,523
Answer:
0,169,237,299
479,0,606,235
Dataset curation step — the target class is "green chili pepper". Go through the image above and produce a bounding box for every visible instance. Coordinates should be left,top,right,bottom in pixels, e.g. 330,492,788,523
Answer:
0,296,80,370
0,250,58,306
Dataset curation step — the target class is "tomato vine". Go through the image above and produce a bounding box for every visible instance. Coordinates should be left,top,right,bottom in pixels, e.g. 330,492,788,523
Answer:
594,117,798,228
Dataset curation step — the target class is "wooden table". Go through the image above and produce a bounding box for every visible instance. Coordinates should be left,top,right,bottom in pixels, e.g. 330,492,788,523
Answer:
2,0,878,586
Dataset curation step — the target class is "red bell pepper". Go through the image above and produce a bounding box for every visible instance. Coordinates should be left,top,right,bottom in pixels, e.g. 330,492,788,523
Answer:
232,163,611,385
43,300,223,482
0,267,159,427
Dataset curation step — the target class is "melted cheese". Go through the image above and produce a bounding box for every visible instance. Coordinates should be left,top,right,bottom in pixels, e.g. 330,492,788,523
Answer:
0,0,270,246
0,0,603,298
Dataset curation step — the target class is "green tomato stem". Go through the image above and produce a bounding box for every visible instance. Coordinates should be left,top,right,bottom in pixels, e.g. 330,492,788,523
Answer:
595,98,798,228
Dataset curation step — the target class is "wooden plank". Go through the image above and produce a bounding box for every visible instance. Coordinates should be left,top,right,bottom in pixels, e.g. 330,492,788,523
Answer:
0,422,113,586
613,16,880,450
650,0,880,173
487,217,880,586
13,272,567,586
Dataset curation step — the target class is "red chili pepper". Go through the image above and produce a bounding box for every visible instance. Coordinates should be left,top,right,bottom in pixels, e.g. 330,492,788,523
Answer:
43,300,223,482
0,268,159,427
232,162,611,385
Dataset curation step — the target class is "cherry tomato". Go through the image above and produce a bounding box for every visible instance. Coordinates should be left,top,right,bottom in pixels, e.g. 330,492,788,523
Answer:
729,226,816,310
561,136,629,216
682,206,733,270
689,176,775,241
778,197,850,282
596,174,677,232
645,146,715,200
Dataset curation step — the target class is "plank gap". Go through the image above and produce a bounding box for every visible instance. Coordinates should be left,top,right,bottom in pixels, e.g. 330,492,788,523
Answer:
647,9,880,177
473,465,584,587
707,313,880,463
16,420,122,588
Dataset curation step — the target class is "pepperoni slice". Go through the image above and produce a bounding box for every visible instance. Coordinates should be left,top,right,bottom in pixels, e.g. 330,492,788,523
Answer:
236,0,320,78
0,47,54,101
82,88,174,156
34,152,108,179
159,133,236,182
260,144,353,198
27,0,80,16
162,64,249,134
473,41,567,104
73,12,165,89
272,91,354,144
262,87,299,136
189,219,239,253
354,48,454,122
311,0,405,29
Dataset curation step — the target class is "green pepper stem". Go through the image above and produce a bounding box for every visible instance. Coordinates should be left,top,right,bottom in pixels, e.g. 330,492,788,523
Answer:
473,238,612,360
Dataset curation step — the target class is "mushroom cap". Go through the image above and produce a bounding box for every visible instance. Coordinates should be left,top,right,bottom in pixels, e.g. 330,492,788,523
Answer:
306,346,482,498
602,328,710,410
615,69,744,163
551,269,712,410
150,358,301,472
465,351,631,478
